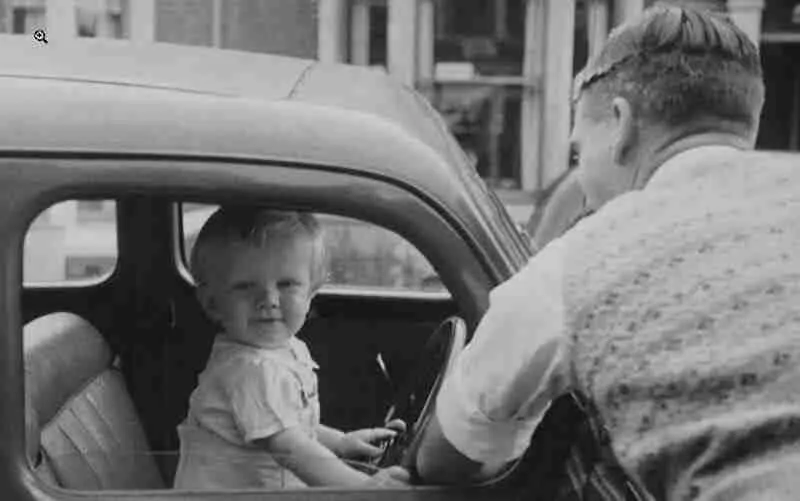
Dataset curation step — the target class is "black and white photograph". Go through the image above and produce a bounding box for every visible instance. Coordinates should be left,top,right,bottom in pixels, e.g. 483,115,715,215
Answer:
2,1,799,500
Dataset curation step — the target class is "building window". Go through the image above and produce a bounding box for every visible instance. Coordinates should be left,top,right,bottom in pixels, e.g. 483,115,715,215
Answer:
762,0,800,33
368,2,387,67
65,256,115,280
76,0,126,39
348,0,388,69
435,0,524,74
10,4,45,34
429,0,526,189
641,0,726,14
428,83,521,188
77,199,116,222
24,200,118,285
78,199,107,213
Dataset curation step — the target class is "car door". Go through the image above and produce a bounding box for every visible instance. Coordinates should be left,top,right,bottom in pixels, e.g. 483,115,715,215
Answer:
7,156,537,500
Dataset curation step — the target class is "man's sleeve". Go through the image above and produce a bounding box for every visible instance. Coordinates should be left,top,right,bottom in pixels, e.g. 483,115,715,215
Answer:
435,237,571,465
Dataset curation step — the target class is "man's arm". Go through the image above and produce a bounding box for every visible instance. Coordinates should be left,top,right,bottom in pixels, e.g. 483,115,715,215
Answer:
415,335,565,485
415,413,507,485
414,235,571,485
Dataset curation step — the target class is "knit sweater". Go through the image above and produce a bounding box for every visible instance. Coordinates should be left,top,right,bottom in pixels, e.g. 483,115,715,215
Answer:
562,147,800,499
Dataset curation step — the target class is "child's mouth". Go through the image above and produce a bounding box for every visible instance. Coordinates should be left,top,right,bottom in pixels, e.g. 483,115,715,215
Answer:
253,318,280,324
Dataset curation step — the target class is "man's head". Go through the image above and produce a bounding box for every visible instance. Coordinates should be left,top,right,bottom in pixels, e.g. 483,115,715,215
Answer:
190,207,327,348
571,5,764,210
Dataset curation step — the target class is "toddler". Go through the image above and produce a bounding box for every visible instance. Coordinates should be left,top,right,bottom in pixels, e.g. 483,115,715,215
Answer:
173,207,407,489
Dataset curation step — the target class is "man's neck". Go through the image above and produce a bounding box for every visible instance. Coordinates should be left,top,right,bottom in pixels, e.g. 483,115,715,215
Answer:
635,130,753,188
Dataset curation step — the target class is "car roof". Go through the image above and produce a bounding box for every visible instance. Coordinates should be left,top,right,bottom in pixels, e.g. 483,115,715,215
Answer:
0,35,529,272
0,35,461,170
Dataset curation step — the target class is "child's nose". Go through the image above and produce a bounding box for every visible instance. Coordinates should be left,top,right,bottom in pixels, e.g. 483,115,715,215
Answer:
256,287,280,308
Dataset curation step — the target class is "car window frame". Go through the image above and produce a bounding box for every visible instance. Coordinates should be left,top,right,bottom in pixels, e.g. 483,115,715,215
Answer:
22,198,121,290
0,154,507,497
173,203,453,300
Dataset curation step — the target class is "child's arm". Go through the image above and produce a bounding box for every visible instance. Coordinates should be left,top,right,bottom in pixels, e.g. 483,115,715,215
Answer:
256,428,407,487
316,420,407,459
316,424,346,455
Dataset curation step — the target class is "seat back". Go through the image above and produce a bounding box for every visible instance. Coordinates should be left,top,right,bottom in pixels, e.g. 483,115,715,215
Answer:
24,312,164,490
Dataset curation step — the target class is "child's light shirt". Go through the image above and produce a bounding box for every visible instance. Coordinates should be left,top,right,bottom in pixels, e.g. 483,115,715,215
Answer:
174,334,320,490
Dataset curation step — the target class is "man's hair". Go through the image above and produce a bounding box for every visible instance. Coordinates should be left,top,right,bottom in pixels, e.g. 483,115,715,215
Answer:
574,4,764,131
190,206,327,290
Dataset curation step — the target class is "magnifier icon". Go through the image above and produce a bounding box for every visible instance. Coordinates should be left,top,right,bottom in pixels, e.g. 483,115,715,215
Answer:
33,29,48,44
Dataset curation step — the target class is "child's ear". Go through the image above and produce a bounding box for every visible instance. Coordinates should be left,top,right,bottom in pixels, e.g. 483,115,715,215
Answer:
196,285,220,322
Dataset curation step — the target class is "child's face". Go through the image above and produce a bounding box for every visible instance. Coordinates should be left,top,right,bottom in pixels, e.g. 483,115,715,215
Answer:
202,235,316,349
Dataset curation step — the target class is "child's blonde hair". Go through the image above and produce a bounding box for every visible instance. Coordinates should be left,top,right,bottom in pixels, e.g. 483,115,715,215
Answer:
190,206,327,291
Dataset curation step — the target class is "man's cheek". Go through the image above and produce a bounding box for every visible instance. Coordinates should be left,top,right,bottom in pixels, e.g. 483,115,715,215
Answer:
575,166,596,196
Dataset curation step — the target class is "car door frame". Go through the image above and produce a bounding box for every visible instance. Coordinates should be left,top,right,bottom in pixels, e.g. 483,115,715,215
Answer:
2,154,529,500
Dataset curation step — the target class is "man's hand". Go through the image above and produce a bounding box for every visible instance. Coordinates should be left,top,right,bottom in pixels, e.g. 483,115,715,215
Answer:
416,413,501,485
339,419,407,459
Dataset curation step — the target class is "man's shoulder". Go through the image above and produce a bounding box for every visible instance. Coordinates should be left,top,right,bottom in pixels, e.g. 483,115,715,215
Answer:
492,234,568,305
650,146,795,190
566,148,795,239
559,148,800,300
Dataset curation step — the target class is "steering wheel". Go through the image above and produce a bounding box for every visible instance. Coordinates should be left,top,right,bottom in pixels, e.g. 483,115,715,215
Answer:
373,316,467,469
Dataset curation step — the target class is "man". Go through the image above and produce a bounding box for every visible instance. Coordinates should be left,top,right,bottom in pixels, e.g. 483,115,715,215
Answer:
417,5,800,499
525,168,590,251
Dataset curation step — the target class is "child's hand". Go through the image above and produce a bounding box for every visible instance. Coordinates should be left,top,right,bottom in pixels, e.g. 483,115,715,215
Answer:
365,465,411,488
338,419,406,459
384,418,407,434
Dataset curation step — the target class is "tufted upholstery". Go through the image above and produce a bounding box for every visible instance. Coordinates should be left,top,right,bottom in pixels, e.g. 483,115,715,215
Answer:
24,312,164,490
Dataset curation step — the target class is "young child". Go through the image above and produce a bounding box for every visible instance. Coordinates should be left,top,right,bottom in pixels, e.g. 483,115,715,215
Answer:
173,207,408,490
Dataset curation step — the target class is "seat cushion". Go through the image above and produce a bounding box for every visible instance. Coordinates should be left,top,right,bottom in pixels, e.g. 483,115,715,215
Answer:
24,312,164,490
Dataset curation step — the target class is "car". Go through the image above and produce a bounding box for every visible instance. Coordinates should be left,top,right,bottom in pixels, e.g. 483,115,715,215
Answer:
0,35,547,500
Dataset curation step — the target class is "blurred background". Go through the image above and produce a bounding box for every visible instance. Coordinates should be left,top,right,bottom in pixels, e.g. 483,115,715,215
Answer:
6,0,799,284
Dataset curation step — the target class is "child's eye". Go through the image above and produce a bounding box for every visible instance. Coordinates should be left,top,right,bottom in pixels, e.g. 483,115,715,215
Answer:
278,279,301,289
232,282,255,292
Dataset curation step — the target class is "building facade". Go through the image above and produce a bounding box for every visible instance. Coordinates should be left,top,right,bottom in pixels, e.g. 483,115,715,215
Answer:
312,0,771,222
0,0,792,221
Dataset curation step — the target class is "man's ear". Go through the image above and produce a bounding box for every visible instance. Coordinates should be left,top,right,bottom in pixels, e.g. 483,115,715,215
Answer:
611,97,636,165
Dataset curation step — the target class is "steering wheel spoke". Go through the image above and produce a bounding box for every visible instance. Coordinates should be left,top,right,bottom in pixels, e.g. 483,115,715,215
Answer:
375,316,467,469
